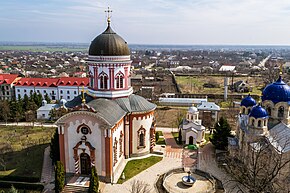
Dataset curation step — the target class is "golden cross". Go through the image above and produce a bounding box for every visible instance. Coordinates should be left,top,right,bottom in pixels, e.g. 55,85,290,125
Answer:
280,62,283,75
81,86,86,104
105,7,112,24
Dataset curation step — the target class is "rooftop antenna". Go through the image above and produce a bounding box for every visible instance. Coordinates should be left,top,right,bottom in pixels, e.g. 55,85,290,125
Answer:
105,7,113,25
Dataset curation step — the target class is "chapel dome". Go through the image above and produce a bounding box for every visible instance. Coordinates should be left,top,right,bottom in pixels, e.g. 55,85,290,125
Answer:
249,105,268,119
241,94,256,107
262,76,290,104
188,106,198,113
88,23,130,56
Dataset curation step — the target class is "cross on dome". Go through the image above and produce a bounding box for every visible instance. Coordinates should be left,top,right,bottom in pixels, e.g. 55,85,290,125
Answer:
105,7,113,24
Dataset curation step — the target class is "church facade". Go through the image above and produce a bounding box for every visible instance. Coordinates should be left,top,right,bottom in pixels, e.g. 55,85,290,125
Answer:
55,19,156,183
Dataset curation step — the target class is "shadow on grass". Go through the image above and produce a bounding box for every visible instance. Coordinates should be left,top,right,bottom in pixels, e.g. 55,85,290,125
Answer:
0,144,49,182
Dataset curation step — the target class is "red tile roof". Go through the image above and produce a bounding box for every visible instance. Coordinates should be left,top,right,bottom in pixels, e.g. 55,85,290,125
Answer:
0,74,19,85
58,77,89,86
14,77,89,87
15,78,59,87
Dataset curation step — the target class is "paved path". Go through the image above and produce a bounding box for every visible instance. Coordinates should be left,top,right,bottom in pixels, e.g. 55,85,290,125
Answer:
199,143,239,192
0,122,57,127
103,128,182,193
103,157,182,193
41,146,55,193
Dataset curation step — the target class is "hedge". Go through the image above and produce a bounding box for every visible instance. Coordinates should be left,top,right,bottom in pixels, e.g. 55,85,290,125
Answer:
0,181,44,191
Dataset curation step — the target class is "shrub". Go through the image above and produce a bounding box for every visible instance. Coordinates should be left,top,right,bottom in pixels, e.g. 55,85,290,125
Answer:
89,167,99,193
55,161,65,193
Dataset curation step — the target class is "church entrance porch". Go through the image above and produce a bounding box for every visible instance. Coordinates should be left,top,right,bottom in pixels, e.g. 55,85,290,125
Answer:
80,153,91,175
189,136,194,145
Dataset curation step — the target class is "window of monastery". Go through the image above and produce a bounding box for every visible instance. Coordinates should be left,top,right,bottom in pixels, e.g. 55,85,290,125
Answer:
242,108,245,114
113,137,118,166
278,106,284,118
89,70,94,87
266,106,271,116
137,126,146,148
258,120,261,127
119,131,123,157
115,72,124,89
81,127,89,135
99,72,108,89
251,119,255,126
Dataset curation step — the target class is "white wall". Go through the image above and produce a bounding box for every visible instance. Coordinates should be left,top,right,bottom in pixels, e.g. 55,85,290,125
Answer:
15,85,88,101
132,114,153,155
64,117,104,175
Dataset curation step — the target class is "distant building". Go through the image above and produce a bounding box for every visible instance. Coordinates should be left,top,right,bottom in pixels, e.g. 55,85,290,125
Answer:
219,65,236,72
197,102,220,128
0,74,20,100
15,77,89,101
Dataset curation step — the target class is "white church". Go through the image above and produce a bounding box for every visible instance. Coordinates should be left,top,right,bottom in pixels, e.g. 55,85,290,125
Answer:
179,106,206,145
55,17,156,183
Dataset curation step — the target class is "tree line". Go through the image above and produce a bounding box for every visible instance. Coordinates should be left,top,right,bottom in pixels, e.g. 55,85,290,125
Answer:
0,93,51,123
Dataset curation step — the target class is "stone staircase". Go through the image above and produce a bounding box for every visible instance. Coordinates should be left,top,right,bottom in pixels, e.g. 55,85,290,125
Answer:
62,184,89,193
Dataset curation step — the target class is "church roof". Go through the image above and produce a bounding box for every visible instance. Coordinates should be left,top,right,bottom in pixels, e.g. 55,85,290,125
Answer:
88,24,130,56
268,122,290,153
241,94,256,107
65,94,156,127
115,94,156,113
87,99,127,127
262,76,290,104
249,105,268,119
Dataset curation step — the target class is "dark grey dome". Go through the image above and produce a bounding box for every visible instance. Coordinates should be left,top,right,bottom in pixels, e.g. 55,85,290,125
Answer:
89,24,130,56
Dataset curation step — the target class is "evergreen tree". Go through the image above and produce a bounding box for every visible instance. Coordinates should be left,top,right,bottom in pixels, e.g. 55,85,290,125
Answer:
210,117,232,150
178,128,182,145
0,100,10,123
55,161,65,193
23,94,29,111
155,131,159,142
50,128,60,164
44,93,51,104
89,167,99,193
8,98,17,121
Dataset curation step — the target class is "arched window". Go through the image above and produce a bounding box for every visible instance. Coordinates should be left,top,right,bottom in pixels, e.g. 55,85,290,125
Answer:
252,119,255,126
266,106,271,116
99,72,108,89
115,72,124,89
258,120,262,127
119,131,123,157
139,133,144,146
113,137,118,166
242,108,246,114
137,126,146,148
89,70,94,87
278,106,284,118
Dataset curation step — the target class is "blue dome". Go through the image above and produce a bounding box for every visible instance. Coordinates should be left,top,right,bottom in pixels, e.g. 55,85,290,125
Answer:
262,76,290,104
241,95,256,107
249,105,268,119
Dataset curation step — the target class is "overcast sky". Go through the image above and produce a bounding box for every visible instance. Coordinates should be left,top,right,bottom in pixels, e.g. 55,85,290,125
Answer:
1,0,290,45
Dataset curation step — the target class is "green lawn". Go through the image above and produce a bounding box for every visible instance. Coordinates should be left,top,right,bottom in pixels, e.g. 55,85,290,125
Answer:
0,126,55,180
117,156,163,184
155,131,166,145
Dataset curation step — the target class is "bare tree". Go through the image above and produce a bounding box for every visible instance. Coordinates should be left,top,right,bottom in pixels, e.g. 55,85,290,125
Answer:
128,180,151,193
225,137,290,193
